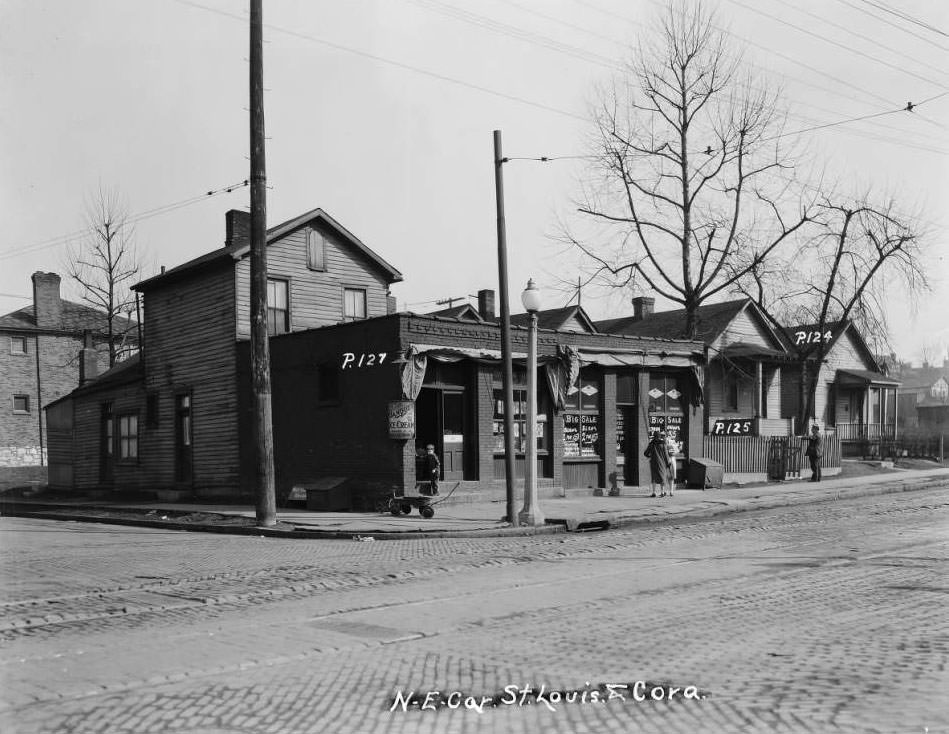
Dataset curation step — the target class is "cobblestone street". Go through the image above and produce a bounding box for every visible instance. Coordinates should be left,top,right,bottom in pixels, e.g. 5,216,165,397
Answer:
1,488,946,733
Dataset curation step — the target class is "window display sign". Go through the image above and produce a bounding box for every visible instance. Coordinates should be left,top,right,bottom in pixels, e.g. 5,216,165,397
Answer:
649,414,684,453
564,413,600,457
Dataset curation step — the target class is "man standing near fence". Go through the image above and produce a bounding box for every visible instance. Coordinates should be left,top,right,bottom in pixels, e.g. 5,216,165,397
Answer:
806,424,823,482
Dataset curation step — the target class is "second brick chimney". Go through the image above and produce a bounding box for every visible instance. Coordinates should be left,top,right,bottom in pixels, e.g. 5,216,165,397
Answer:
477,289,496,321
32,272,63,329
79,331,98,386
225,209,251,248
632,296,655,321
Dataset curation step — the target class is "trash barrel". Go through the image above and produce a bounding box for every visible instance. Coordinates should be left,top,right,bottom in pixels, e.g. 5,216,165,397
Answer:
687,458,724,489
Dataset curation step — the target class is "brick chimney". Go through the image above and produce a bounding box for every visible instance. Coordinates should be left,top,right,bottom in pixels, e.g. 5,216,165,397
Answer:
225,209,251,248
632,296,655,321
31,272,63,329
79,331,98,386
478,289,496,321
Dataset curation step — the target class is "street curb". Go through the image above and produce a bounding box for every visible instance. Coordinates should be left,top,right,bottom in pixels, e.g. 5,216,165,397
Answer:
1,475,946,539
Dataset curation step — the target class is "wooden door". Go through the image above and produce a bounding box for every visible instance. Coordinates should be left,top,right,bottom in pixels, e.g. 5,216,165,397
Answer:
441,390,465,480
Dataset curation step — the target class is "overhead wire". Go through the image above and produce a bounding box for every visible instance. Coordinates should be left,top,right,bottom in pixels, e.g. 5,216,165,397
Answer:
829,0,949,53
771,0,949,84
724,0,949,92
0,180,249,262
858,0,949,38
171,0,588,123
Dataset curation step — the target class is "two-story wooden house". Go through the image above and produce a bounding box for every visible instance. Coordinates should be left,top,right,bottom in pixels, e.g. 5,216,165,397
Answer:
46,208,402,497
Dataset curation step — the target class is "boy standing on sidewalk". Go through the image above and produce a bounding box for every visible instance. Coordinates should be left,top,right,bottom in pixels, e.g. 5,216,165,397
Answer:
423,444,440,495
805,424,823,482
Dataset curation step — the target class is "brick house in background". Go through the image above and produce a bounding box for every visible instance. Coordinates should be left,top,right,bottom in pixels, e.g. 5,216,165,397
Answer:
0,272,134,470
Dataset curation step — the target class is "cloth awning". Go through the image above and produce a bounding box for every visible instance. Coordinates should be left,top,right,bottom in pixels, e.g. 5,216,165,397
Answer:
408,343,527,363
835,368,900,387
576,348,701,369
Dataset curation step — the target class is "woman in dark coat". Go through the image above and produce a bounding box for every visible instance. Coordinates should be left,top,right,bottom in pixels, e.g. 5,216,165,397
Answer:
644,431,672,497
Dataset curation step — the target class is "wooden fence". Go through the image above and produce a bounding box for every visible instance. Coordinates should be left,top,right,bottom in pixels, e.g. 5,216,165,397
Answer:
701,434,842,477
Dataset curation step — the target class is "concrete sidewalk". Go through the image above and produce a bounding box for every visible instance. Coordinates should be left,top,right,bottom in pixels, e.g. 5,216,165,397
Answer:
2,466,948,539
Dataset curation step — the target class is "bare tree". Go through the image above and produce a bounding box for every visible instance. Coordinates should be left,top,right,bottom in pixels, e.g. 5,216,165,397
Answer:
65,186,141,366
738,195,927,430
566,0,813,337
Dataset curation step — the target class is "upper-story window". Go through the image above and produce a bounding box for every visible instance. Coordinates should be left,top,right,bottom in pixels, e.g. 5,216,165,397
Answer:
344,288,367,321
13,395,30,413
932,380,948,399
10,336,28,355
267,278,290,334
307,228,326,271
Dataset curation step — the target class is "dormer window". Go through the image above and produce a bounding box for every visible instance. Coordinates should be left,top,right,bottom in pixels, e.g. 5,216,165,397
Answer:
307,228,325,271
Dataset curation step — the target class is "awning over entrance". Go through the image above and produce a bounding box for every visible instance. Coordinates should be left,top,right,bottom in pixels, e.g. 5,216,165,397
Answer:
835,368,900,387
576,348,700,369
408,343,527,362
720,342,788,360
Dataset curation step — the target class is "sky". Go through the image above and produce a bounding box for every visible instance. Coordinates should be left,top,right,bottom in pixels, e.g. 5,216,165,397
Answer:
1,0,946,365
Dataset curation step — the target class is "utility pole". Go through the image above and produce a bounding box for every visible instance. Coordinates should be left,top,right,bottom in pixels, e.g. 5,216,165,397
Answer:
493,130,518,526
250,0,276,527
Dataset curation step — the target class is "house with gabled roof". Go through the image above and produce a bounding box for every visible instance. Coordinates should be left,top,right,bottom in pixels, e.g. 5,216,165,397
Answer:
0,272,135,472
46,207,403,497
597,296,793,437
780,320,899,451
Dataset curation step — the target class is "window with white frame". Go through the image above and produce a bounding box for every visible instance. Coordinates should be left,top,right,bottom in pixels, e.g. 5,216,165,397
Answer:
343,288,367,321
119,414,139,460
267,278,289,334
13,395,30,413
10,336,28,355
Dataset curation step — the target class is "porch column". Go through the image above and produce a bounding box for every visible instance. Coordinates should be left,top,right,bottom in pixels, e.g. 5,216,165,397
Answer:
755,362,763,419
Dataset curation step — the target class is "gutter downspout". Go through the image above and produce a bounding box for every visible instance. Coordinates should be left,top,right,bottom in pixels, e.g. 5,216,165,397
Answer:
35,332,44,466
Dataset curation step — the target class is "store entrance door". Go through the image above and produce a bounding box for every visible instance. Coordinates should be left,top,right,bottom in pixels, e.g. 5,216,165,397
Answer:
415,387,467,481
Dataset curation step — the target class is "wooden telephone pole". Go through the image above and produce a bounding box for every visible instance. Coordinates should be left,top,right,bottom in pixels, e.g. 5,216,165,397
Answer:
250,0,276,526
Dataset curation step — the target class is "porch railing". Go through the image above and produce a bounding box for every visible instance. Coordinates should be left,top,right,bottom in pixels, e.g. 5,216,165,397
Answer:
833,422,897,441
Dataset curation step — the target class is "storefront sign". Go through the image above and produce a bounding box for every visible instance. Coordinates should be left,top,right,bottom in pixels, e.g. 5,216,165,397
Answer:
649,414,685,453
563,413,600,457
387,400,416,439
711,418,755,435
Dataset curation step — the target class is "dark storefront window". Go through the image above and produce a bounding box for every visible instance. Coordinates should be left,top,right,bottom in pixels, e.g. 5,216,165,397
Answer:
615,373,637,457
492,372,549,454
648,372,686,454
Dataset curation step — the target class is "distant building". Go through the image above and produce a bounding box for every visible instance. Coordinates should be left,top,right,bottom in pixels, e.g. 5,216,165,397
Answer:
0,272,135,468
895,359,949,433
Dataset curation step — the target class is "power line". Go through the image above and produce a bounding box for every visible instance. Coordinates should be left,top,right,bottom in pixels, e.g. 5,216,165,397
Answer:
771,0,949,85
724,0,949,92
171,0,588,123
830,0,949,53
0,179,249,262
858,0,949,38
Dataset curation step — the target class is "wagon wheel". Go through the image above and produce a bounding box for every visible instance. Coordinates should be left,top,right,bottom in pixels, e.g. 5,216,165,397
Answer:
420,505,435,519
400,503,412,515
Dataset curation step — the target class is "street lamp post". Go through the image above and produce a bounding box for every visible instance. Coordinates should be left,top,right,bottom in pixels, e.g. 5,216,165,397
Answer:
519,279,545,527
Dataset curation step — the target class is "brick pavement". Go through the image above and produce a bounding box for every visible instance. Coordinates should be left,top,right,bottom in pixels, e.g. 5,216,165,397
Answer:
1,490,947,733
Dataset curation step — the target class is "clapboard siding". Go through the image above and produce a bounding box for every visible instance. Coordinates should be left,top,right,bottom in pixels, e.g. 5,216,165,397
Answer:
235,223,390,338
144,267,238,492
711,308,775,353
815,329,873,426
